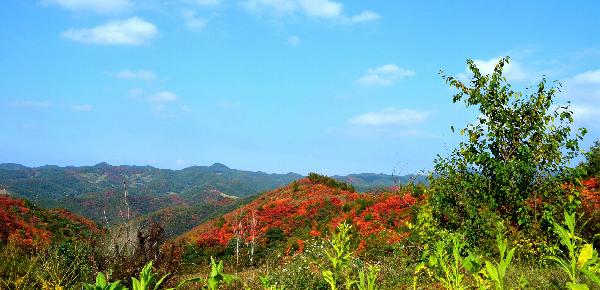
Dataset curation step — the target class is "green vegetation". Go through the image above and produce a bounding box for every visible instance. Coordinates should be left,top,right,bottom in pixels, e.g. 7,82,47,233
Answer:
307,173,356,192
322,222,356,290
2,57,600,289
83,273,126,290
432,56,586,251
580,140,600,177
480,237,516,290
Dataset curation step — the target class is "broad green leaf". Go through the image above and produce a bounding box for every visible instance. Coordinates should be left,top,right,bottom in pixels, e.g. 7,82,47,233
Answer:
96,272,107,287
566,282,589,290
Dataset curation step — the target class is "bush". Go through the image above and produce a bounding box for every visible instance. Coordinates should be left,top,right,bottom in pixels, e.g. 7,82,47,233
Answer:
430,56,586,250
580,140,600,177
307,173,355,192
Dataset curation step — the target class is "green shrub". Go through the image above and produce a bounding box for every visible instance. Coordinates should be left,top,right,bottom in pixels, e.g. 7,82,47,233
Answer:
431,56,586,250
307,173,355,192
580,140,600,177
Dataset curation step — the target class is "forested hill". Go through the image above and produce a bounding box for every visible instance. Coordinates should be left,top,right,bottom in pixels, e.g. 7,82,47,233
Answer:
0,162,302,200
0,162,425,236
0,163,425,201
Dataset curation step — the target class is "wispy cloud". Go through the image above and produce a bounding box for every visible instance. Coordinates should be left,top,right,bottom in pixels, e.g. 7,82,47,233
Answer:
182,10,208,30
62,17,158,45
345,107,435,139
348,107,429,126
571,103,600,121
241,0,380,24
287,35,300,46
71,104,93,112
570,69,600,85
193,0,221,5
356,64,415,87
41,0,132,14
114,69,157,81
346,10,381,24
147,91,179,112
7,100,51,108
562,69,600,128
565,69,600,102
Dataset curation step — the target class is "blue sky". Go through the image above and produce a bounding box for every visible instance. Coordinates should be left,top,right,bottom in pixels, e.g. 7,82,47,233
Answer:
0,0,599,175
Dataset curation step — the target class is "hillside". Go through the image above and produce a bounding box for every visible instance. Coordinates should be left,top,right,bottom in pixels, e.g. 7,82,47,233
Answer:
0,163,424,238
0,195,101,249
0,162,302,224
180,175,419,261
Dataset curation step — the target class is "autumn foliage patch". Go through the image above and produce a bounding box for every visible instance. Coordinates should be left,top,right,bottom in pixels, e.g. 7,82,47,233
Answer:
0,195,101,250
183,176,419,255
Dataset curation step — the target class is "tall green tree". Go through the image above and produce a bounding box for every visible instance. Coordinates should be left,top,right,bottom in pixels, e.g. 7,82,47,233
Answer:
430,57,586,248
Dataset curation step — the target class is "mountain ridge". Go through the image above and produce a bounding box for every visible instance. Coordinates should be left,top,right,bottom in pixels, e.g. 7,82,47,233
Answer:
0,162,426,238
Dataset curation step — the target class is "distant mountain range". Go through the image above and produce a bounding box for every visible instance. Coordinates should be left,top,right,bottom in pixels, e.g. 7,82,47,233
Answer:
0,162,426,237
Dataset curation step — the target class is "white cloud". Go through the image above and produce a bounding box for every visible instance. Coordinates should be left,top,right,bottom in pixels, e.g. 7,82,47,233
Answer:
346,10,381,24
114,69,157,81
41,0,132,13
570,69,600,85
347,107,429,126
563,69,600,102
287,35,300,46
62,17,158,45
240,0,379,24
571,103,600,121
8,100,51,108
194,0,221,5
71,104,93,111
241,0,298,16
297,0,342,18
356,64,415,87
175,159,187,166
470,57,528,81
147,91,179,112
182,10,208,30
561,69,600,128
148,91,178,103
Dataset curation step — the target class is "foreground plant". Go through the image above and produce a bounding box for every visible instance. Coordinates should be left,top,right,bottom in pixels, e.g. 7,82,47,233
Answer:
477,237,516,290
83,272,126,290
414,234,481,290
357,264,379,290
322,222,356,290
204,257,238,290
131,261,169,290
546,212,600,289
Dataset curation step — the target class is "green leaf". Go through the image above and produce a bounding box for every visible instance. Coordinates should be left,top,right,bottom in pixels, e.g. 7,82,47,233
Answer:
96,272,107,287
566,282,589,290
581,268,600,287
